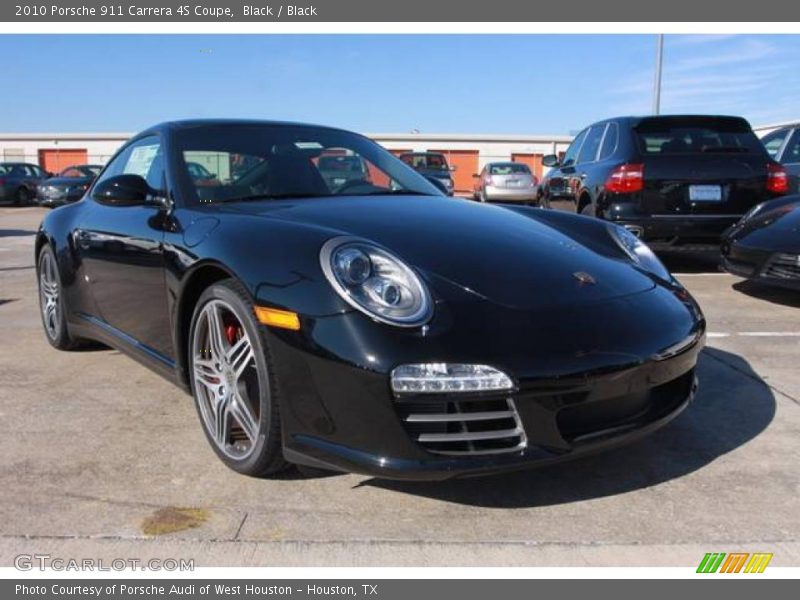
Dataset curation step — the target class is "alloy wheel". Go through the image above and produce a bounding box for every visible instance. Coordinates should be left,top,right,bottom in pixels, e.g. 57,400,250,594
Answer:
191,299,261,460
39,251,61,340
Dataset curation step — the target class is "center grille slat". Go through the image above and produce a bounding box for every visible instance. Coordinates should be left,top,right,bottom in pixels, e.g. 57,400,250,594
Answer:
406,410,516,423
764,253,800,280
418,427,522,443
394,396,527,456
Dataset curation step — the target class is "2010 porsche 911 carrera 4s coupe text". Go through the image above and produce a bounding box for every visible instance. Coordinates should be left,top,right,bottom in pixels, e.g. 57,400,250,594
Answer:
36,120,706,480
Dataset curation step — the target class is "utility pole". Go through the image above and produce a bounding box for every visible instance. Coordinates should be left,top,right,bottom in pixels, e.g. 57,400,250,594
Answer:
652,34,664,115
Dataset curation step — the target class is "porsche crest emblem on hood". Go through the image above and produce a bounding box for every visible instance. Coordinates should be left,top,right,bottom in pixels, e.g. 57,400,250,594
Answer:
573,271,597,285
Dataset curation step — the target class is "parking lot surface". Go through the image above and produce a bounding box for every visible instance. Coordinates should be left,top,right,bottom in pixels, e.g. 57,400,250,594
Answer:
0,206,798,567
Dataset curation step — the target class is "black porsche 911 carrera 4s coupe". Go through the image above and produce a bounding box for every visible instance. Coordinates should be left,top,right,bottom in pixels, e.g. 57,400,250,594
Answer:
721,195,800,290
36,120,705,480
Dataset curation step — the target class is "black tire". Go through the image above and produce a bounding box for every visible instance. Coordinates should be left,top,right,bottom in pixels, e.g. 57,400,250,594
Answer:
37,245,80,350
14,187,31,206
188,278,289,477
580,199,596,217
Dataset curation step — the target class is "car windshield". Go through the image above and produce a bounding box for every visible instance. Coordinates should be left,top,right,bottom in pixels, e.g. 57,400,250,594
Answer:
401,154,449,171
635,116,764,154
174,124,441,204
489,163,530,175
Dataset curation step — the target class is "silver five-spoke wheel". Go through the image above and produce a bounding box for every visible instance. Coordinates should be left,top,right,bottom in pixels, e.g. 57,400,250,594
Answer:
39,250,61,341
191,299,261,460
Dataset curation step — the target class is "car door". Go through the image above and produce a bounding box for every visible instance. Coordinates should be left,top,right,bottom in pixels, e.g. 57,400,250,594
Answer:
75,135,174,361
549,128,588,200
572,124,607,206
777,129,800,194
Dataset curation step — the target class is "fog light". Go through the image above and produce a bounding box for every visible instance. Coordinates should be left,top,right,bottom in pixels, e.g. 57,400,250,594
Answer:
391,363,513,394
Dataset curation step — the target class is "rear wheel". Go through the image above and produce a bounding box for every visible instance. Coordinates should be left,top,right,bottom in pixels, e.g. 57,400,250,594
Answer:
189,279,289,477
14,187,31,206
580,198,596,217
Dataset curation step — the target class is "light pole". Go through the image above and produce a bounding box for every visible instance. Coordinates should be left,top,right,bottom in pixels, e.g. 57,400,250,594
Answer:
652,34,664,115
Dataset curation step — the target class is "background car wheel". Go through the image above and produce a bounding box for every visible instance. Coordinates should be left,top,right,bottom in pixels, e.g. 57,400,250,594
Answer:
14,187,31,206
189,279,289,477
37,246,79,350
580,201,596,217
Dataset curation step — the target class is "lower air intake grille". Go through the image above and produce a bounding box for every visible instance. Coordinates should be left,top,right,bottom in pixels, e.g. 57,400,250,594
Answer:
394,396,527,456
764,253,800,281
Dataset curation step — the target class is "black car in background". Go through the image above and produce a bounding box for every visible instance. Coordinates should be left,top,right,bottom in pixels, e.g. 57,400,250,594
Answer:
539,115,788,245
0,162,50,205
721,195,800,290
399,152,455,195
759,124,800,194
37,164,103,208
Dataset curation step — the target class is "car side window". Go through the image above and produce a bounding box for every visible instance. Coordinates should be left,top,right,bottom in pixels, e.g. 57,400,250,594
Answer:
780,130,800,164
26,165,40,177
599,123,619,160
561,129,588,168
577,125,606,164
94,136,165,193
761,129,790,160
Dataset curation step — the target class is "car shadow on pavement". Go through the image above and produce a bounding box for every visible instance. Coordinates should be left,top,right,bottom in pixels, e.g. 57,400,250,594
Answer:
363,348,775,507
732,280,800,308
0,228,36,238
657,249,722,274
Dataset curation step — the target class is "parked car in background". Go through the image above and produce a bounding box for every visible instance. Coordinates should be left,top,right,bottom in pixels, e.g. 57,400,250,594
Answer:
538,115,788,245
316,154,371,192
0,162,50,205
399,152,454,195
186,161,221,186
759,124,800,194
37,164,102,208
721,195,800,290
473,162,538,204
35,119,704,480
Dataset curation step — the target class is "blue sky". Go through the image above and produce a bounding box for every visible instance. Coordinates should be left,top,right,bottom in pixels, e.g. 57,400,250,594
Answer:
2,34,799,134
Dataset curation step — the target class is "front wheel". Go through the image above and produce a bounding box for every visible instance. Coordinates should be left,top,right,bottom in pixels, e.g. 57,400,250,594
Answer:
37,246,79,350
188,279,289,477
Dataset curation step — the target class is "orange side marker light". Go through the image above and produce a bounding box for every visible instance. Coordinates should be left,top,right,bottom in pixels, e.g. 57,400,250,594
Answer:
254,306,301,331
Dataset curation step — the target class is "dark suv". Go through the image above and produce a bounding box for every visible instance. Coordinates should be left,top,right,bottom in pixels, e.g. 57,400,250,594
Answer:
538,115,788,245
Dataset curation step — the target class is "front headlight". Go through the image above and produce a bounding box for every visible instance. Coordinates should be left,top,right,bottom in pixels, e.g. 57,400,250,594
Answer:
608,224,671,281
320,237,433,327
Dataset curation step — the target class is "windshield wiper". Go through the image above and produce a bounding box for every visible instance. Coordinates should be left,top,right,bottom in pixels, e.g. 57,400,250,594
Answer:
700,146,748,153
216,193,331,203
356,189,432,196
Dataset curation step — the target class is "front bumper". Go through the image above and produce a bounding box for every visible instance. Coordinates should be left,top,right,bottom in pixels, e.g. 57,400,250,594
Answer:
721,242,800,290
265,284,705,480
485,185,537,203
612,214,742,244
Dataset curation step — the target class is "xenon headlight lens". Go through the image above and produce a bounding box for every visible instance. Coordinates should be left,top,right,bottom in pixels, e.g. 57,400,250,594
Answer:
321,237,433,327
608,224,671,281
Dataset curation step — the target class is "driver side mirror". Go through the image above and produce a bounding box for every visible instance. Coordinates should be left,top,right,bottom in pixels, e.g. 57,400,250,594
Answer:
92,174,166,207
542,154,560,168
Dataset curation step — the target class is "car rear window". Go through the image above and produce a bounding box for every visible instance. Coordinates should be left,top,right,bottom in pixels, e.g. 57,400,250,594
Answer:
489,164,530,175
635,117,764,155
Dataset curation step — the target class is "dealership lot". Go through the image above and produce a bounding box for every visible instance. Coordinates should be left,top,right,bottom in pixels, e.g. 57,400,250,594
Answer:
0,206,798,567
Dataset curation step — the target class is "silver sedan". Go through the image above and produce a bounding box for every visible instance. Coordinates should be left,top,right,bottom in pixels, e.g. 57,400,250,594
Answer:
472,162,539,204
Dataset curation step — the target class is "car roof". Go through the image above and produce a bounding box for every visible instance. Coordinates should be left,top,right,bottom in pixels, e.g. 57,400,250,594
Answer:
594,114,753,127
139,118,357,138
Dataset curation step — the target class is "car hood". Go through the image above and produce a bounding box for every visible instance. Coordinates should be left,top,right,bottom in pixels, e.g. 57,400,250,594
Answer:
222,195,656,310
415,168,452,180
729,201,800,252
42,176,91,187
